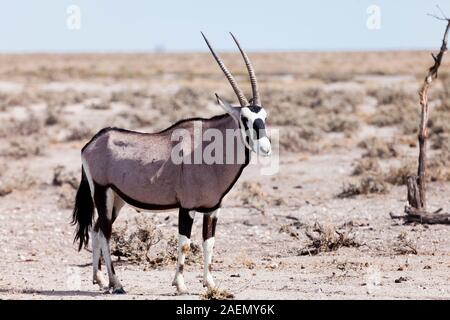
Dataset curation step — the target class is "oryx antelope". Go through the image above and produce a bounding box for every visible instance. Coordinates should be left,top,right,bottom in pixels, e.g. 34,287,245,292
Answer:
72,32,271,294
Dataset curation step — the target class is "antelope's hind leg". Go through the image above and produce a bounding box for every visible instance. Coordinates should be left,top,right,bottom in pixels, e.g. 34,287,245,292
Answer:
94,185,125,294
92,220,108,290
92,193,125,291
172,208,194,294
202,208,219,289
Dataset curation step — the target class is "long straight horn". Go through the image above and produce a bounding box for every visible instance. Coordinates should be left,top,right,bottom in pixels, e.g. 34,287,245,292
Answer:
230,32,261,106
201,32,249,107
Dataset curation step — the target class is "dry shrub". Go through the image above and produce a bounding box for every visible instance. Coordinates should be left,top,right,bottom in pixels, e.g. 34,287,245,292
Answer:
201,287,234,300
0,91,40,110
266,88,363,139
368,87,416,108
0,181,12,197
87,99,110,110
115,110,156,128
0,89,91,109
431,132,449,150
52,166,79,209
109,89,151,108
111,216,202,268
358,137,397,159
45,106,62,126
38,90,89,108
240,181,268,212
385,162,416,186
279,224,300,239
111,216,164,265
279,126,321,153
368,104,402,127
56,184,76,209
352,158,381,176
0,167,36,194
368,85,450,140
429,101,450,150
240,181,284,212
62,122,94,142
52,165,79,189
368,104,418,134
378,152,449,186
123,87,209,122
0,113,43,138
429,149,450,182
324,114,359,134
0,137,45,159
367,87,418,133
394,231,417,255
243,259,256,270
338,174,389,198
299,222,360,255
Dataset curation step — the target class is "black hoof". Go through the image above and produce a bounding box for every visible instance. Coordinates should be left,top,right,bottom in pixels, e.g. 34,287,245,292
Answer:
103,287,126,295
112,287,126,294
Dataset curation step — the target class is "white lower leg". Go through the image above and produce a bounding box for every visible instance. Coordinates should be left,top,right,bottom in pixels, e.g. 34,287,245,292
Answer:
172,234,190,294
202,237,216,289
99,231,122,290
92,230,107,289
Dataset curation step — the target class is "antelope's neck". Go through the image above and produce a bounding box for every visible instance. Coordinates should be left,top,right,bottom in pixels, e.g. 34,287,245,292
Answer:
216,114,250,165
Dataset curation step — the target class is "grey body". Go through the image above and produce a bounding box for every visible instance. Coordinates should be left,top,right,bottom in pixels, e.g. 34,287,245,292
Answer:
82,114,248,211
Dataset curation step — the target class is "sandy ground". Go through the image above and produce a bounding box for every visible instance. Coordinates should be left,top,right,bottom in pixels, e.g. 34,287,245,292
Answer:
0,53,449,300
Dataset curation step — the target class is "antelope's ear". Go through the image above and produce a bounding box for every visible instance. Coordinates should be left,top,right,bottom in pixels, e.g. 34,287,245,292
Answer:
215,93,240,121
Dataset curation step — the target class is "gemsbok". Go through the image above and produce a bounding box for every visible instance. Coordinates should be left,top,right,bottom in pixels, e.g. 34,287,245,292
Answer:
72,32,271,294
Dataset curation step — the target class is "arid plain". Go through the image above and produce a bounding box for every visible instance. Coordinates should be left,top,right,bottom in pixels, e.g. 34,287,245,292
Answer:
0,52,449,299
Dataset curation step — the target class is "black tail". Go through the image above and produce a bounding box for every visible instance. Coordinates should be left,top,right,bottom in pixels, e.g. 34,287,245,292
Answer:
71,166,94,251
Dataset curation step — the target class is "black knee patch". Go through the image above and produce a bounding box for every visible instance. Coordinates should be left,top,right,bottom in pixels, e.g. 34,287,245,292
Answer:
179,208,194,238
203,214,217,240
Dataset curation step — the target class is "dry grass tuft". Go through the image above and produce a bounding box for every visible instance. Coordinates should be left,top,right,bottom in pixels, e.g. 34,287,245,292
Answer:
201,287,235,300
0,167,36,195
367,88,418,133
240,181,284,212
338,174,389,198
52,165,79,189
324,114,359,134
52,166,79,209
0,113,44,138
352,158,381,176
0,137,45,159
394,231,417,255
279,126,322,153
358,137,398,159
429,149,450,182
62,123,94,142
0,181,12,197
56,184,76,209
299,222,360,255
384,162,416,186
111,216,164,265
111,217,202,268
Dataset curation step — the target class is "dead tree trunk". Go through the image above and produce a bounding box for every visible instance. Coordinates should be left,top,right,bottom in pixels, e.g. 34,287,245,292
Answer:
393,17,450,224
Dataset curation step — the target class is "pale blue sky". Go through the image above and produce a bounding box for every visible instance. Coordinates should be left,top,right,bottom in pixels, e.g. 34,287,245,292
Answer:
1,0,449,52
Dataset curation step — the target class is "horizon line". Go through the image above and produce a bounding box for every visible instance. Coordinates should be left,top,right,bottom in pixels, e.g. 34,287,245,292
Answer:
0,47,441,55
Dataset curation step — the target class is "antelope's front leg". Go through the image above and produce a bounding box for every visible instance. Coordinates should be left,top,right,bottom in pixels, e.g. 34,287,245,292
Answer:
202,209,218,289
172,208,194,294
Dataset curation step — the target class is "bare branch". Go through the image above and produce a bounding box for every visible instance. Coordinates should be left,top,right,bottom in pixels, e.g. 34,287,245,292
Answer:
437,4,449,20
427,5,450,22
396,14,450,224
427,13,449,21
